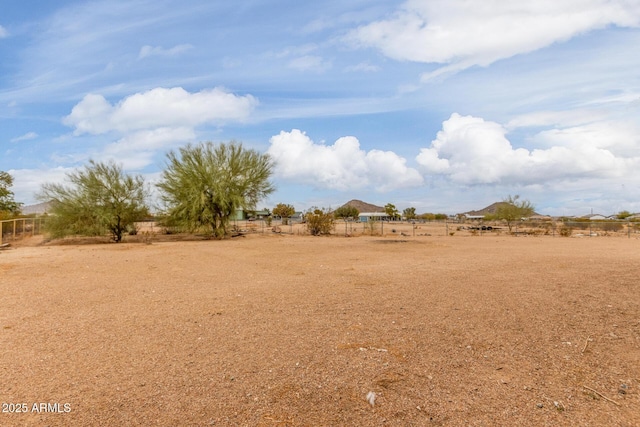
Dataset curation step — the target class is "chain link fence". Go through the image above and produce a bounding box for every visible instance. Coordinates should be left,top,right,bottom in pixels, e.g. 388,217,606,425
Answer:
6,216,637,244
328,218,640,239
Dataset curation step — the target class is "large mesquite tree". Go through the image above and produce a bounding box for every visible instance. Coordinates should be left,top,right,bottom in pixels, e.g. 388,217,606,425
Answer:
157,141,274,239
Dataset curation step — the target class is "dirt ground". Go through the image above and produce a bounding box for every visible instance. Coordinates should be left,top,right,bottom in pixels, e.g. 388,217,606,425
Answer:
1,229,639,426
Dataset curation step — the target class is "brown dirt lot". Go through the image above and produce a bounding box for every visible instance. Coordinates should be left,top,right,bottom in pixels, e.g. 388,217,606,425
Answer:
1,231,639,426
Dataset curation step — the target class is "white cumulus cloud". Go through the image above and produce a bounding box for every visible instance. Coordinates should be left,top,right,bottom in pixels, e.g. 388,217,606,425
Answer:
347,0,640,79
63,87,258,135
416,113,639,185
268,129,423,192
61,87,258,170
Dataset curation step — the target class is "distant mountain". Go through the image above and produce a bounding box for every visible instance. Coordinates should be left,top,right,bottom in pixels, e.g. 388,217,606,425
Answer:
339,199,385,213
463,202,542,217
21,201,52,215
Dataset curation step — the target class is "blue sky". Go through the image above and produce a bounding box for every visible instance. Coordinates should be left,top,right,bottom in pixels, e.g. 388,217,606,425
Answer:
2,0,640,215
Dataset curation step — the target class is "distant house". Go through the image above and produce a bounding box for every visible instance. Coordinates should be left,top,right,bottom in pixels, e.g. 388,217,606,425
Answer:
233,209,280,221
581,214,607,220
252,210,271,219
459,214,485,220
358,212,390,222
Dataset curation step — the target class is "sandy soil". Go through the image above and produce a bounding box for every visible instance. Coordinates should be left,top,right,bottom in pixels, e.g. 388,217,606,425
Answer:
1,231,639,426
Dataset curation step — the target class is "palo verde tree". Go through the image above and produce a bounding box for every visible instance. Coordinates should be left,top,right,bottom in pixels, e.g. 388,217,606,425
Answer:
273,203,295,225
157,141,274,239
38,160,148,242
403,207,416,220
495,195,535,232
0,171,22,219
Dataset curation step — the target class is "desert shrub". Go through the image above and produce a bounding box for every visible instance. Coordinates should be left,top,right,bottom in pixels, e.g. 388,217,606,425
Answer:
559,225,572,237
128,224,139,235
305,208,334,236
366,216,380,235
141,231,153,244
541,223,552,235
567,221,589,230
533,221,553,230
419,213,435,221
528,228,546,236
597,222,623,232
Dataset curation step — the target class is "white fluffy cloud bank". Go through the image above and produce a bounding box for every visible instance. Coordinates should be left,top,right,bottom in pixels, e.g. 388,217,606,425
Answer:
64,87,257,135
347,0,640,78
61,86,258,170
268,129,423,192
417,113,640,185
